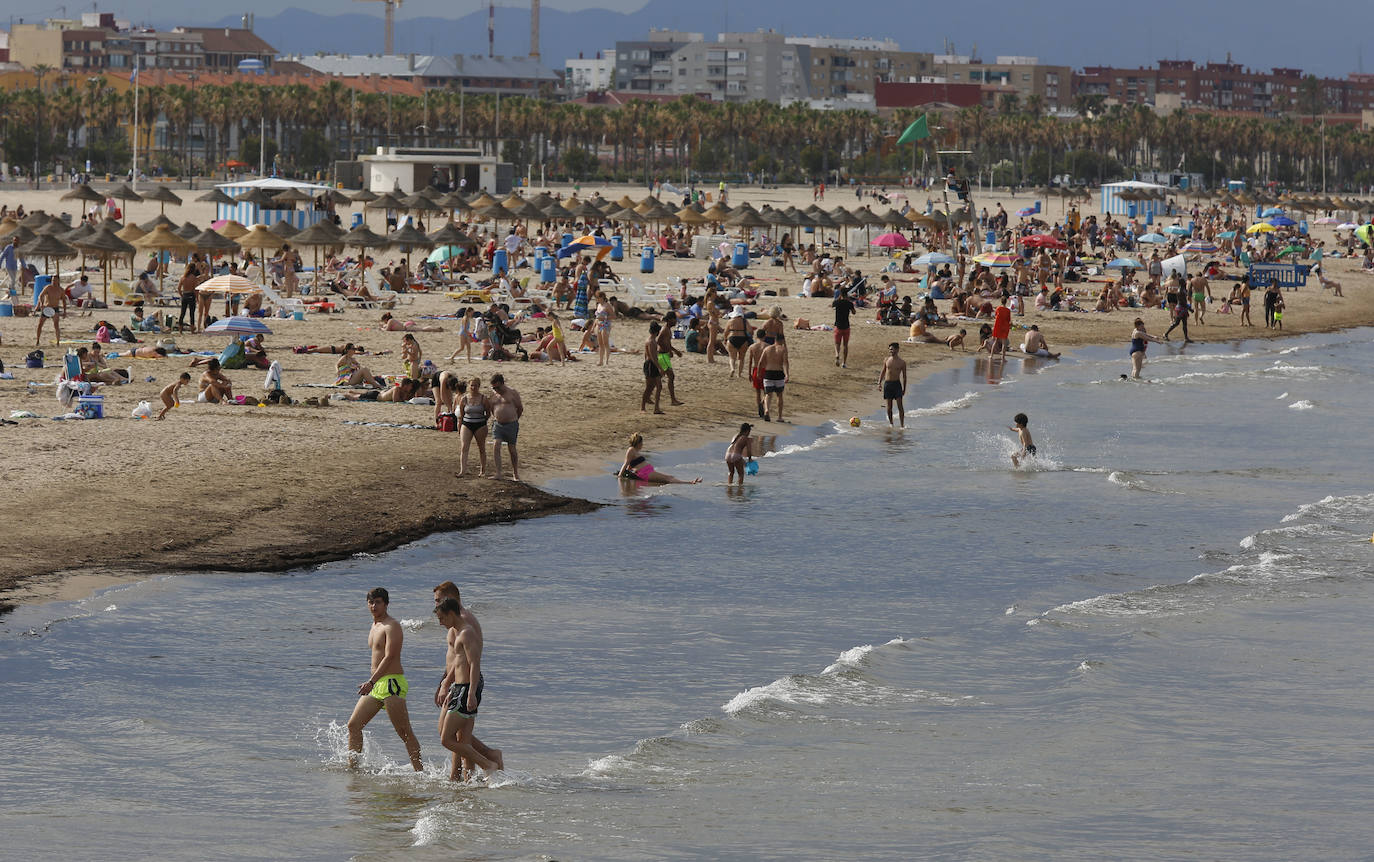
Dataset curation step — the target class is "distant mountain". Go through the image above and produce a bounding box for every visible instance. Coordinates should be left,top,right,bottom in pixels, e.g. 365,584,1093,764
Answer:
211,0,1365,78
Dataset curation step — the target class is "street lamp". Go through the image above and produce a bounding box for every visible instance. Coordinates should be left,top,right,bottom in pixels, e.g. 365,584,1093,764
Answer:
187,71,199,188
32,65,49,188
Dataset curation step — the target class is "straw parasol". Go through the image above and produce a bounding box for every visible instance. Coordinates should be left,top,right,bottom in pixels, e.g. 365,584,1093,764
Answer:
271,188,312,207
36,215,73,236
701,202,732,223
234,187,278,207
675,205,710,226
349,188,379,204
175,222,202,241
59,221,95,244
138,213,176,233
608,206,647,226
217,220,250,240
268,220,300,240
20,210,51,228
109,183,143,204
291,220,348,291
542,199,576,221
370,191,407,212
141,185,183,216
236,225,287,283
189,228,242,257
5,225,38,249
436,190,469,216
21,233,77,275
339,223,390,282
196,188,237,206
507,198,547,221
726,205,770,231
131,225,196,292
386,223,435,277
62,184,106,205
0,217,19,238
401,190,445,214
74,225,137,304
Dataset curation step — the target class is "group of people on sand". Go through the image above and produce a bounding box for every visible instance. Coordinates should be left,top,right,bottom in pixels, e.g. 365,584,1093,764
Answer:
347,584,503,781
433,372,524,480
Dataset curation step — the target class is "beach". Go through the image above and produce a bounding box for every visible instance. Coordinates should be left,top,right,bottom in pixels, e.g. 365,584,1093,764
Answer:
1,180,1369,611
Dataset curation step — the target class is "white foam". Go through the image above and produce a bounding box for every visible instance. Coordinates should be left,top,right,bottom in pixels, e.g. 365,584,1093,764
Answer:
722,676,825,715
1276,391,1289,400
910,390,981,417
1239,535,1255,549
410,808,446,847
1004,605,1017,615
1280,493,1374,524
1289,400,1315,410
103,604,117,612
399,617,426,632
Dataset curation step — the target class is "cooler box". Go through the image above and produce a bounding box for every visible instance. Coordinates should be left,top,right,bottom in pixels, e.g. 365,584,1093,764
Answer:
640,246,655,273
491,248,508,275
77,394,104,419
0,301,12,317
540,257,556,283
732,242,749,269
611,235,624,261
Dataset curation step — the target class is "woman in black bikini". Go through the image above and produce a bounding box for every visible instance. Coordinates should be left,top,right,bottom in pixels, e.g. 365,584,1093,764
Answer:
457,376,492,477
723,311,752,378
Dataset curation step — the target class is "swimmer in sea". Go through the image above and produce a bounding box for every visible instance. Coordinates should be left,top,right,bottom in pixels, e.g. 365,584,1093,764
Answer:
618,432,700,484
346,587,423,771
725,422,753,485
1009,412,1036,467
1128,317,1163,380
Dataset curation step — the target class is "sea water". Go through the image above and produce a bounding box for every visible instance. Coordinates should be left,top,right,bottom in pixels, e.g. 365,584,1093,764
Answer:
3,328,1374,860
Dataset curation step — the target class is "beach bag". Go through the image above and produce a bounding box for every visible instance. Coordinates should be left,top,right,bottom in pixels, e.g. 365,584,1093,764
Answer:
437,413,458,433
26,350,43,369
95,325,111,343
131,401,153,419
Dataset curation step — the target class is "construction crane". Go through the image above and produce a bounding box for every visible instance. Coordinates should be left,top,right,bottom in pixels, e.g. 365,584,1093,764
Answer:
355,0,401,55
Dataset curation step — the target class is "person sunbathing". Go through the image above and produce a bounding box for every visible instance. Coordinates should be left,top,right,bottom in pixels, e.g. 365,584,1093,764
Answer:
336,344,387,388
343,378,419,402
380,312,444,332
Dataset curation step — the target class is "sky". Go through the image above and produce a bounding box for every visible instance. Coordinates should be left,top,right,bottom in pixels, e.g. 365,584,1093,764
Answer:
4,0,1369,79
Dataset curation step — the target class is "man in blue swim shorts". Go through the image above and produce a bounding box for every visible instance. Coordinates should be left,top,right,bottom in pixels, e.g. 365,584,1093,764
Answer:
346,587,423,771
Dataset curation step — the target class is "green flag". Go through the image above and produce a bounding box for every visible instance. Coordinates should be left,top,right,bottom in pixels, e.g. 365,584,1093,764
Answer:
897,114,930,145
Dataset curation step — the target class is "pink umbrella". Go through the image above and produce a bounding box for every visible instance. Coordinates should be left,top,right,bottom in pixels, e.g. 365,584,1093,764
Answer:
871,232,911,248
1021,234,1066,249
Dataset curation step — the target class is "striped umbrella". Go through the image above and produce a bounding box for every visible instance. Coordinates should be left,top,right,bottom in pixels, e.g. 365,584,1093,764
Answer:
972,251,1018,267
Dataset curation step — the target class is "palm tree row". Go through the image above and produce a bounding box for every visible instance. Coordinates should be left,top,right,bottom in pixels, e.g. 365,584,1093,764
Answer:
3,76,1373,191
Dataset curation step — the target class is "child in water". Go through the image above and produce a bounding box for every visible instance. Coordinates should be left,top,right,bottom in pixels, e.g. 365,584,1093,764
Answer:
1009,412,1036,467
725,423,753,485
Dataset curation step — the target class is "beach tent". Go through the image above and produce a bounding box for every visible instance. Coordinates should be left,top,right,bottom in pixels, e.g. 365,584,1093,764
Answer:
1100,181,1169,217
215,178,335,231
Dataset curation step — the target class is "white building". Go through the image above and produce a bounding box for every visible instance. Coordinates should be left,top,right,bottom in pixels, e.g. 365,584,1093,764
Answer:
564,50,615,99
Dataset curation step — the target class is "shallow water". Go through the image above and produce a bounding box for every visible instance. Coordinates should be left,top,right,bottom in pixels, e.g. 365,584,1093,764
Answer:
3,328,1373,860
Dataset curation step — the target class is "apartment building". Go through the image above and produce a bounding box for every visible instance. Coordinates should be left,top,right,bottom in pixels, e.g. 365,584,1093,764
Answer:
564,50,615,99
790,36,933,101
930,55,1071,112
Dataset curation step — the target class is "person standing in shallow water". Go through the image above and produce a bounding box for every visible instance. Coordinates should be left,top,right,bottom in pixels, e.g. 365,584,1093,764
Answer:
347,588,423,771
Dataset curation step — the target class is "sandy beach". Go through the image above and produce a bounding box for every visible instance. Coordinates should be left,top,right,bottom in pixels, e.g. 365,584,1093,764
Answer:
1,180,1368,611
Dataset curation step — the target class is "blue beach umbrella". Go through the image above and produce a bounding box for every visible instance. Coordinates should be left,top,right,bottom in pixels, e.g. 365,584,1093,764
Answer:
1164,225,1191,236
1261,206,1285,217
1137,232,1167,244
1106,257,1144,269
204,316,272,335
1217,230,1237,239
1267,215,1297,227
913,251,956,267
557,234,613,260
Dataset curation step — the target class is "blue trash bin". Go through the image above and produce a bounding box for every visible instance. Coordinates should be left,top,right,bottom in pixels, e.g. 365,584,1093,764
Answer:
640,246,655,274
1127,202,1138,219
535,245,548,259
541,256,556,284
1299,220,1308,236
1145,211,1154,226
531,251,543,275
986,229,996,246
351,212,363,228
732,242,749,269
492,248,508,275
611,235,624,262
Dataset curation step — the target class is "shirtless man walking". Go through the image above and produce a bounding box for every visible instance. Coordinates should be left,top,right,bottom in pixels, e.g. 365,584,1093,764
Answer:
641,321,665,414
489,373,524,481
745,334,768,420
35,276,66,346
759,336,790,423
433,582,503,779
878,342,908,427
434,595,502,780
346,587,423,771
655,311,685,406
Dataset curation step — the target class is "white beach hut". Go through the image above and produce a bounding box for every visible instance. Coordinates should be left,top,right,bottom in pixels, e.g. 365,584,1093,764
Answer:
215,177,335,228
1100,180,1170,218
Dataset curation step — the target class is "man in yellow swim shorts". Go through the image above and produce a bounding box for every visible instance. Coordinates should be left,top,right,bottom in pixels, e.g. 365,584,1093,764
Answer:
346,587,423,771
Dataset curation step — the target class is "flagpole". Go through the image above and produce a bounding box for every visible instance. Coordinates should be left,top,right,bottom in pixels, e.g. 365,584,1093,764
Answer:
131,56,140,192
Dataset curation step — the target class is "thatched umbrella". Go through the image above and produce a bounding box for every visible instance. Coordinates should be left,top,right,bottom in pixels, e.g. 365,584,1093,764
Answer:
20,210,50,228
291,220,348,291
197,188,237,206
675,205,709,226
436,190,470,221
217,220,249,240
59,221,97,279
701,202,732,224
386,223,435,277
132,225,197,292
36,215,73,236
0,217,19,238
62,184,106,206
571,199,606,224
507,198,547,222
189,228,242,259
467,191,498,210
370,191,407,212
175,222,202,241
236,225,287,283
115,222,147,278
234,187,277,207
428,223,479,282
74,225,137,305
339,223,390,282
109,184,142,222
271,188,312,208
542,200,576,222
142,185,183,216
268,220,300,240
349,188,379,205
138,213,176,233
828,206,863,251
20,232,76,276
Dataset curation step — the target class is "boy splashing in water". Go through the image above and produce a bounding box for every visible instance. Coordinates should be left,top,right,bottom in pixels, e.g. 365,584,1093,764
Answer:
1009,412,1036,467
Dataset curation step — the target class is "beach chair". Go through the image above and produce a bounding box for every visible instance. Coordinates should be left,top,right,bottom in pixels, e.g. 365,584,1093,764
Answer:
258,281,307,315
108,280,136,306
